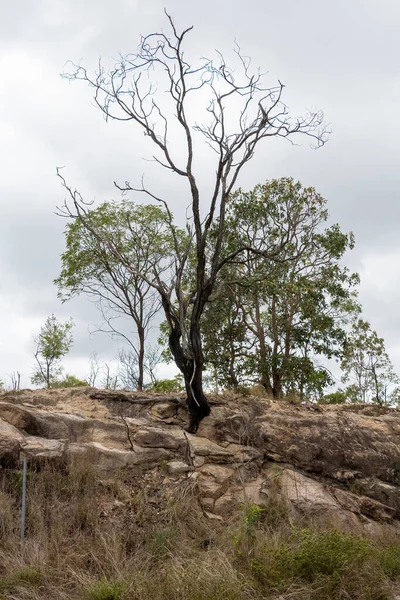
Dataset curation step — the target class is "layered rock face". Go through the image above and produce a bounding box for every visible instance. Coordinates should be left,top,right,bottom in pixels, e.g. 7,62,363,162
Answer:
1,387,399,533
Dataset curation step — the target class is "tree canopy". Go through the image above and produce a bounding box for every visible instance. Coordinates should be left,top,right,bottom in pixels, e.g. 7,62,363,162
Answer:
58,13,327,431
202,178,360,400
56,201,179,390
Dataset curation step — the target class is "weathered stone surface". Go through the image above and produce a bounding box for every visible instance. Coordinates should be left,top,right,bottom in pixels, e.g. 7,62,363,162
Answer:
280,469,339,513
0,436,20,468
199,464,234,483
214,493,237,516
186,434,232,462
167,460,191,475
68,441,174,471
197,465,234,501
0,402,68,438
225,443,263,463
331,487,395,522
134,426,185,449
151,403,177,420
0,417,24,441
22,436,65,460
254,406,400,485
238,476,270,507
2,389,400,532
0,418,24,467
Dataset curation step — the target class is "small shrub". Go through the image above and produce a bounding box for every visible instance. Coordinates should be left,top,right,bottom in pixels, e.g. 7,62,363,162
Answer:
13,566,43,587
148,375,184,392
235,385,251,397
233,502,264,557
379,544,400,579
247,385,268,397
147,526,180,557
84,577,127,600
243,503,264,534
262,493,289,529
319,391,347,405
51,374,89,388
251,529,371,587
0,566,43,595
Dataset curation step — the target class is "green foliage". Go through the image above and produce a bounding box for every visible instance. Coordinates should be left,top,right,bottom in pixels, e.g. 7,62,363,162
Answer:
251,529,371,586
31,314,74,388
56,201,180,302
204,177,360,398
379,544,400,579
157,320,173,364
0,566,42,595
51,374,89,388
11,469,24,494
243,502,264,534
148,374,184,392
56,201,182,390
233,502,265,556
146,527,180,557
84,577,128,600
319,390,348,404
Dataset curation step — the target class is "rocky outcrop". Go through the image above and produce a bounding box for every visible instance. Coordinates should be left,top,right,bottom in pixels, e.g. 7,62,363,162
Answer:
1,388,400,533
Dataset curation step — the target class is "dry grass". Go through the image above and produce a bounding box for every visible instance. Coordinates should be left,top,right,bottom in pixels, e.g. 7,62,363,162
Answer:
0,457,400,599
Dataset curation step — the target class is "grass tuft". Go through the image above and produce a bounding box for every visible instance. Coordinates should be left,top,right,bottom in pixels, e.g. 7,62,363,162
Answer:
83,577,128,600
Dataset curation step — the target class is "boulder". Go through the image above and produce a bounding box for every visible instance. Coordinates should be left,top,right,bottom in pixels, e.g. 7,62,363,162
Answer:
167,460,192,475
0,418,23,467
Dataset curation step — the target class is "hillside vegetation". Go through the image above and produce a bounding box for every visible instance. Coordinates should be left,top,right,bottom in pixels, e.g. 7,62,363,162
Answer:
1,454,400,600
1,388,400,599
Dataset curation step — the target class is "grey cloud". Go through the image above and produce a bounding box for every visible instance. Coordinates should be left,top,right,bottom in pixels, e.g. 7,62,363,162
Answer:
2,0,400,384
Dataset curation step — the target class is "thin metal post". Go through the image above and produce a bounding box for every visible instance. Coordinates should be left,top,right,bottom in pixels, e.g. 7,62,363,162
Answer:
20,457,27,542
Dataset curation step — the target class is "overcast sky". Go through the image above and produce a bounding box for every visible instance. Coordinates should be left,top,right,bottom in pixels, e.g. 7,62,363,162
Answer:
1,0,400,389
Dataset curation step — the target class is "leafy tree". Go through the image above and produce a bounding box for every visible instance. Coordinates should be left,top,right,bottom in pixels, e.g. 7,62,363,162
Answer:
55,202,175,391
202,276,252,390
58,15,327,431
341,319,399,405
203,178,359,399
31,315,74,388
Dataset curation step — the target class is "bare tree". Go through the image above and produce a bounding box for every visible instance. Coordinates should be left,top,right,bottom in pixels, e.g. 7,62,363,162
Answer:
102,362,119,390
118,344,160,390
88,351,101,387
9,371,21,391
58,13,327,431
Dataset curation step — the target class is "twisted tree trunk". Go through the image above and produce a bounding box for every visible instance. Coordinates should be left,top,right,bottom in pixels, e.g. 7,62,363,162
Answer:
167,323,210,433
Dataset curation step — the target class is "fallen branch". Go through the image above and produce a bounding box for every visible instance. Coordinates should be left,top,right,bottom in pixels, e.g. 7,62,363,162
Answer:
90,390,223,407
90,391,186,406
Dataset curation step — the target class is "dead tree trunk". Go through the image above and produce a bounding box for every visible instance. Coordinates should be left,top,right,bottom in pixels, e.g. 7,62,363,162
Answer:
137,324,145,392
167,320,210,433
